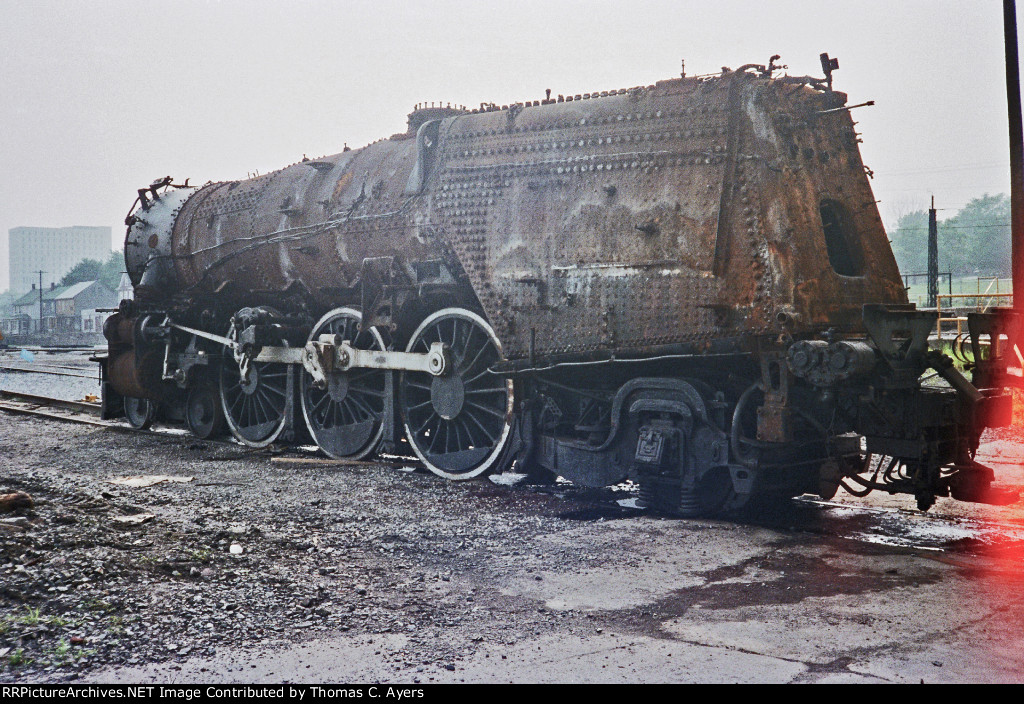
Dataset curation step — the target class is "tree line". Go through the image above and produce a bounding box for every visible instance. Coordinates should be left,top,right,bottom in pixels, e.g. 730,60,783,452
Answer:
888,193,1011,276
59,251,125,292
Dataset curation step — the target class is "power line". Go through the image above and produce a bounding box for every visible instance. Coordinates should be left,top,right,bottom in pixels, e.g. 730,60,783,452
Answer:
874,161,1010,176
891,223,1011,231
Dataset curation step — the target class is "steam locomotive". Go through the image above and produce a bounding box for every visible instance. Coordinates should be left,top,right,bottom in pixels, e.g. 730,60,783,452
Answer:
98,56,1019,514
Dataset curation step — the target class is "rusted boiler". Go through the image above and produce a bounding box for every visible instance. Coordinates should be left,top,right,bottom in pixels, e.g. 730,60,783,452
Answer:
99,57,1019,514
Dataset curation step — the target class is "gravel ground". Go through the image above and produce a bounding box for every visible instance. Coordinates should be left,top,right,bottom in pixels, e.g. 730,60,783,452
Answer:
0,350,101,402
0,412,644,682
2,372,1023,683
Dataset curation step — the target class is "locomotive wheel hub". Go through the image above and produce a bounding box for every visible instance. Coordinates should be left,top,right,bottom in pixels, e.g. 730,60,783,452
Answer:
220,319,291,449
185,384,225,440
189,395,215,424
430,374,465,420
326,371,350,402
239,366,260,395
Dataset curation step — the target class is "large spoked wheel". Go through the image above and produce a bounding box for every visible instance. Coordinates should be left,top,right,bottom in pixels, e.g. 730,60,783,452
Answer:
300,308,387,460
399,308,513,480
220,340,291,448
124,396,156,430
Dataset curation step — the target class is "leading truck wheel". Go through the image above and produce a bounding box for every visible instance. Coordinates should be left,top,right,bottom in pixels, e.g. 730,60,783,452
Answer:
399,308,513,480
300,308,387,460
124,397,156,430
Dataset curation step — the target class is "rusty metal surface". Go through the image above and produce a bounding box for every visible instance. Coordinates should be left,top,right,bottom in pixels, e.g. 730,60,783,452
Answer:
432,78,730,358
128,68,906,361
169,141,425,308
432,72,904,359
108,63,1015,512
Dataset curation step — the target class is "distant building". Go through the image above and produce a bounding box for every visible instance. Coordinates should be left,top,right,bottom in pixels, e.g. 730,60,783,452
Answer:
0,312,30,338
80,308,115,334
10,284,49,332
54,281,117,333
6,280,116,334
0,295,22,339
117,272,133,302
8,225,112,295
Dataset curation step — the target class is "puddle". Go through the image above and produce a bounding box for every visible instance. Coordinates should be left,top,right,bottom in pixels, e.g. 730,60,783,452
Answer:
799,499,1024,554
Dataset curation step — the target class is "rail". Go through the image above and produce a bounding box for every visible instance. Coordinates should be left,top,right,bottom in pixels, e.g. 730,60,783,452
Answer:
0,389,100,414
0,363,99,379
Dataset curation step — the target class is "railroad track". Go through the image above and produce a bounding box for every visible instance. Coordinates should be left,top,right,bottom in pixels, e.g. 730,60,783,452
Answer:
0,363,99,379
0,388,221,443
0,389,103,420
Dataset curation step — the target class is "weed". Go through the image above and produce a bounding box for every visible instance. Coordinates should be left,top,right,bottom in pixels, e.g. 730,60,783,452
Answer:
37,639,80,666
74,648,97,661
16,607,41,626
187,548,212,563
8,648,31,667
84,598,115,613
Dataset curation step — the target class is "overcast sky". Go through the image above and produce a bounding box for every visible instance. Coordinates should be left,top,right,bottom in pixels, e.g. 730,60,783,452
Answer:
0,0,1019,292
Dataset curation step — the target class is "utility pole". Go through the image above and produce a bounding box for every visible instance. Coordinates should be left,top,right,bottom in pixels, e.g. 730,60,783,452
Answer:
1005,0,1023,319
35,270,46,334
927,196,939,309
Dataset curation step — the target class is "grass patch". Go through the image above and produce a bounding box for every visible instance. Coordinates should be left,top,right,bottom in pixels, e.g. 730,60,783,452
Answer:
187,548,212,563
8,648,31,667
15,607,41,626
107,615,124,634
43,638,92,666
84,597,116,614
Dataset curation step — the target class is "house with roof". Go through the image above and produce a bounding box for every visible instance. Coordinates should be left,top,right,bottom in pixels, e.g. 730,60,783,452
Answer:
0,308,30,337
6,280,117,335
117,272,133,302
0,293,20,340
55,281,117,333
9,284,48,333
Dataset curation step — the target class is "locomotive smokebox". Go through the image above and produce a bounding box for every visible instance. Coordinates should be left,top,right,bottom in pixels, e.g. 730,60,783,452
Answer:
124,182,195,301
